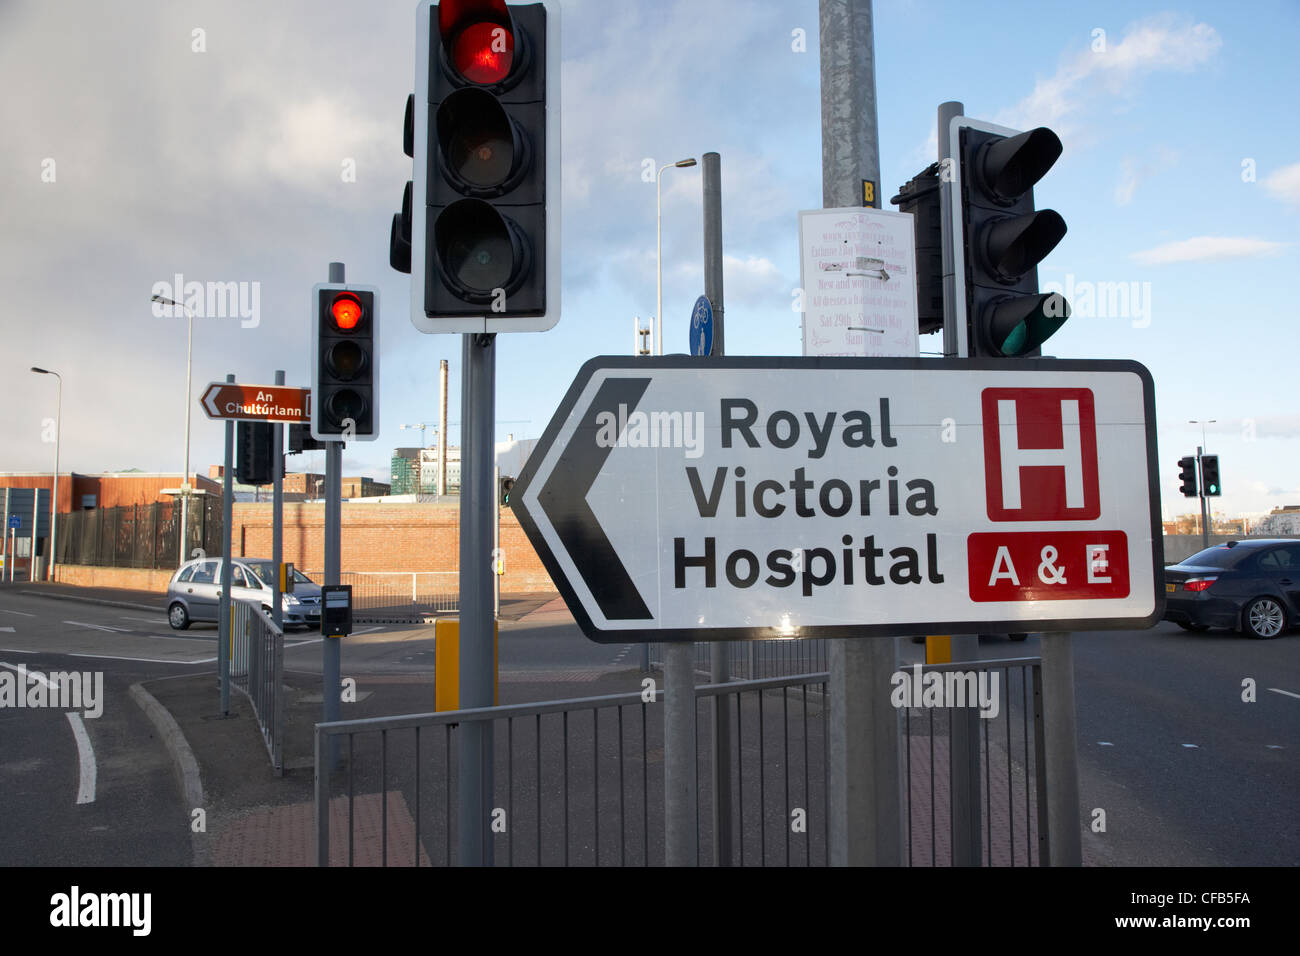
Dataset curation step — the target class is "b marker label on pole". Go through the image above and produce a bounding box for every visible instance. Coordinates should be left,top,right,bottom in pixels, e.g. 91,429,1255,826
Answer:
511,356,1163,643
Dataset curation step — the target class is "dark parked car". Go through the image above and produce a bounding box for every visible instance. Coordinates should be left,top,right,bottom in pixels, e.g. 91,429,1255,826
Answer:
1164,539,1300,639
166,557,322,630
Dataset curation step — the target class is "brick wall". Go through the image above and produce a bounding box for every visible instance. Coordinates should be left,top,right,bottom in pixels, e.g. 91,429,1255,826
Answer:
54,564,175,591
230,501,554,593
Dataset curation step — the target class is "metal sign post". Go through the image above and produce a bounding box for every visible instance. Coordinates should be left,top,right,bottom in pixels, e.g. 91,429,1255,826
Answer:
218,373,234,716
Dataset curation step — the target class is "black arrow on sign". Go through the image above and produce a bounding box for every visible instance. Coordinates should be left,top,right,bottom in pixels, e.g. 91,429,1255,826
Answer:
539,377,654,621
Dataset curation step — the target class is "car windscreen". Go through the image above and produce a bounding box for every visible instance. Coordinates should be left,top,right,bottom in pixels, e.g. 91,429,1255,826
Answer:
1180,546,1245,570
245,562,313,586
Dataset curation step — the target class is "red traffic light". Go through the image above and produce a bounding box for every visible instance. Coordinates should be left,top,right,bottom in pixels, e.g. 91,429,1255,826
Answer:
331,293,364,330
453,21,514,84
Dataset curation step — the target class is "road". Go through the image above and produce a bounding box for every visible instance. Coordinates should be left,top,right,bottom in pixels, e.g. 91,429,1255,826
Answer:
1,587,1296,865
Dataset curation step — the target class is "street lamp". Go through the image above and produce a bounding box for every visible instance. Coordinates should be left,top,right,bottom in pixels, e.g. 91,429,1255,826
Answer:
152,294,195,565
30,367,61,581
656,157,697,356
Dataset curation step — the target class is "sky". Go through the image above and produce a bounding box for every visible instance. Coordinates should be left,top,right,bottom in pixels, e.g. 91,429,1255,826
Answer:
1,0,1297,521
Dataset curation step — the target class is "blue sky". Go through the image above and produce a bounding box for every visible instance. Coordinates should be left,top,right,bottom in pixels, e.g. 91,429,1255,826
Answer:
2,0,1296,520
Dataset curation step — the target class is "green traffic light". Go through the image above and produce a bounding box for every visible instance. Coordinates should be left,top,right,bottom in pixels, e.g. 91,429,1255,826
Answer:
986,293,1070,356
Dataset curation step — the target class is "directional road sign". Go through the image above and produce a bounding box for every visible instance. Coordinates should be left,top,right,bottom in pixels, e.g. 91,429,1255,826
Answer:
7,515,20,530
201,383,310,423
511,356,1163,643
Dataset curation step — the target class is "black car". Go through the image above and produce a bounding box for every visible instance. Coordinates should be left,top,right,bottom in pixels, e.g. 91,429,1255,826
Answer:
1163,539,1300,639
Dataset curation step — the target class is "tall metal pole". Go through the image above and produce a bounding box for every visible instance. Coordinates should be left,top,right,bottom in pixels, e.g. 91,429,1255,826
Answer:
51,375,61,581
323,263,344,755
935,97,984,865
1041,632,1083,865
438,359,449,496
702,150,732,865
180,306,194,566
459,331,496,866
1197,445,1210,548
821,0,902,867
272,369,284,632
218,373,234,716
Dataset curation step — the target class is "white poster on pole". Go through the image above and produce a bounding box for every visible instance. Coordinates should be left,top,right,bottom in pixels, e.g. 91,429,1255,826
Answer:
797,207,919,358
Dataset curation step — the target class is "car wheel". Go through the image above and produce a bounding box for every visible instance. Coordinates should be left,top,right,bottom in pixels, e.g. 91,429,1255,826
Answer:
1008,633,1029,642
1176,621,1210,632
168,603,190,630
1242,597,1286,639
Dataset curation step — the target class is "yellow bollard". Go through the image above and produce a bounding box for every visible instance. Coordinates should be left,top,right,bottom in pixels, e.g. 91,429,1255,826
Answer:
925,635,951,665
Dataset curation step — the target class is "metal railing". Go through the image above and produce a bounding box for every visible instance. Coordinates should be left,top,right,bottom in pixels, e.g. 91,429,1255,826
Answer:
301,571,457,622
313,658,1047,865
230,599,284,774
652,639,830,680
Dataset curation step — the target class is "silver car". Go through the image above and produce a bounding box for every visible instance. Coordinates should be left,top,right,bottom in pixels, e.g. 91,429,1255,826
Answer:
166,557,322,630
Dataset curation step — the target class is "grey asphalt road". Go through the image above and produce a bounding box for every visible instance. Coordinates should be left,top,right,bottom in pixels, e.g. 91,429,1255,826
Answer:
3,587,1296,866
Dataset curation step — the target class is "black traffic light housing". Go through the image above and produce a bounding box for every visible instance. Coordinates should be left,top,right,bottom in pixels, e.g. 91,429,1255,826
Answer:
1200,455,1221,497
1178,456,1198,497
951,119,1069,358
890,162,944,336
312,284,380,442
399,0,560,334
236,421,275,486
287,422,326,454
499,474,515,506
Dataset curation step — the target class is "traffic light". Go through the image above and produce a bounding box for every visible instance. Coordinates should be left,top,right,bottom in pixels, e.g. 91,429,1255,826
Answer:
890,162,944,335
499,475,515,506
237,422,275,485
952,118,1069,358
287,422,326,454
1178,456,1198,497
1201,455,1221,497
396,0,560,334
312,284,380,441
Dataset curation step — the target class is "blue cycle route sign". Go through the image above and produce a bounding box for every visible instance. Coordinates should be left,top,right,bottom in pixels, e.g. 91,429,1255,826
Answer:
8,515,20,530
689,295,713,357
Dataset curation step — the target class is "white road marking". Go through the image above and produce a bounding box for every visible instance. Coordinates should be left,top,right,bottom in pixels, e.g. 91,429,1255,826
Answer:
1267,687,1300,700
63,620,132,633
0,627,14,633
118,616,167,624
0,647,216,665
1181,743,1199,748
1097,741,1113,746
0,662,98,805
1266,744,1284,749
0,608,36,617
66,713,97,804
286,638,324,648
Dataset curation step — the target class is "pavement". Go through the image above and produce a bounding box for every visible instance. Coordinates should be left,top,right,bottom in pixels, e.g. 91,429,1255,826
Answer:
10,580,1044,867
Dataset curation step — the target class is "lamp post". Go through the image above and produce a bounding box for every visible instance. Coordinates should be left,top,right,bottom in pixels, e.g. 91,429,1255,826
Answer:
656,157,697,356
152,294,195,565
30,367,61,581
1189,419,1217,536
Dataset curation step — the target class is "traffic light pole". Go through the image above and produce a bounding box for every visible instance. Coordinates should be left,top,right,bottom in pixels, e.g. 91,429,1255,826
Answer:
1198,446,1210,548
219,373,234,717
821,0,903,867
459,331,496,867
323,262,344,765
273,369,284,633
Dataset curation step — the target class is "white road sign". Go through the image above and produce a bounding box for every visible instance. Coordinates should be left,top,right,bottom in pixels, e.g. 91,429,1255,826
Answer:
798,207,919,358
511,357,1163,643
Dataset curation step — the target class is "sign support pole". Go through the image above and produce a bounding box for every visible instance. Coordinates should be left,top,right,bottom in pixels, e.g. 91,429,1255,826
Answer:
218,373,234,716
272,369,284,632
459,331,496,867
703,149,732,866
323,263,344,766
1197,446,1210,547
821,0,902,866
1041,632,1083,865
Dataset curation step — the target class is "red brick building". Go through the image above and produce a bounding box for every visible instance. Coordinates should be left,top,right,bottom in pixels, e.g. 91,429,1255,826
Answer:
0,471,221,513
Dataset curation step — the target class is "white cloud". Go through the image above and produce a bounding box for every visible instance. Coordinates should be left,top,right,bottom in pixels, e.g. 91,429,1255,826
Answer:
1262,162,1300,206
998,15,1221,133
1130,236,1286,265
